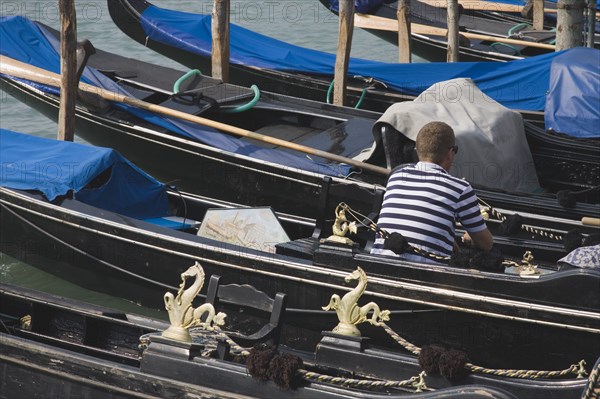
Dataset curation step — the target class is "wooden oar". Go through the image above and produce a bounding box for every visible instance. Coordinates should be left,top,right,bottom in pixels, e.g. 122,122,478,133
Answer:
354,13,556,50
416,0,558,14
0,55,389,176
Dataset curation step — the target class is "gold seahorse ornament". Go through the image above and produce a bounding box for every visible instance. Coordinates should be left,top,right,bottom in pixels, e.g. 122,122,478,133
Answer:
162,262,226,342
326,204,358,245
323,267,391,337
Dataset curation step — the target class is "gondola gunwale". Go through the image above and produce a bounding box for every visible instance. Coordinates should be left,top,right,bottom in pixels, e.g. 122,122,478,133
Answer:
2,186,599,334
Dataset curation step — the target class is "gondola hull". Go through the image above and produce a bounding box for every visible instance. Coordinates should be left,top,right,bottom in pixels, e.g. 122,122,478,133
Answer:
5,284,593,399
1,187,599,371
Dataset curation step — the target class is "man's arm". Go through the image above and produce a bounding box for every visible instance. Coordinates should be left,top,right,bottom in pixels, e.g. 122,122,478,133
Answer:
463,229,493,251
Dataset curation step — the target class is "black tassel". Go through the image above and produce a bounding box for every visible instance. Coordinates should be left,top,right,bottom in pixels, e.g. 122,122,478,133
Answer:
384,232,410,255
499,214,523,236
418,345,446,375
564,230,585,253
247,344,278,382
470,247,505,273
557,190,577,208
438,349,469,382
267,353,303,390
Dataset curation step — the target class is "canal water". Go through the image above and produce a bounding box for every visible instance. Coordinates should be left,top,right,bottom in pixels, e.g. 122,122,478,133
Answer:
0,0,423,315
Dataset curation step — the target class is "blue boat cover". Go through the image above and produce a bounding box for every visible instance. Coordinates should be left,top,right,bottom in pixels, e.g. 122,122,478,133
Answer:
0,129,169,219
138,3,578,112
545,48,600,138
0,16,350,177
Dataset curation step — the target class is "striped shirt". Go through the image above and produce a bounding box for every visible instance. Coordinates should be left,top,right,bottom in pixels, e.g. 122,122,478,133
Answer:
371,162,487,263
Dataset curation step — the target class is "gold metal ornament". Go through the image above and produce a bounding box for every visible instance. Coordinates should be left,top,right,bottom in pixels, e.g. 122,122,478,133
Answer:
323,267,391,336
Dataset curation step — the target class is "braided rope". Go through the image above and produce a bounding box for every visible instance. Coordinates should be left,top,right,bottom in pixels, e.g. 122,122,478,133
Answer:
582,360,600,399
381,323,586,380
195,325,429,392
299,369,430,391
340,203,451,262
479,200,563,242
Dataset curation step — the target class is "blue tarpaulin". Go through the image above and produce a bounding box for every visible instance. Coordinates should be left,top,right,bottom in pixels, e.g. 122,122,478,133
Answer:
0,16,350,177
545,48,600,138
139,3,575,112
0,129,170,219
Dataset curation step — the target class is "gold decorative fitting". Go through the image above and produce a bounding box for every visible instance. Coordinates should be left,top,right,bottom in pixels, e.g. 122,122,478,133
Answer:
412,371,429,392
162,262,227,342
519,250,540,277
480,206,490,221
20,315,31,330
325,203,358,245
322,267,391,337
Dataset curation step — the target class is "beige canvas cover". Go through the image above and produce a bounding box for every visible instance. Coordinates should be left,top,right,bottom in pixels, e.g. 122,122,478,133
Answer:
375,78,541,193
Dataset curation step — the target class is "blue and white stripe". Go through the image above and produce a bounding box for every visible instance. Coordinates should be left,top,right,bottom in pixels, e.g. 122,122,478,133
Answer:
371,162,487,261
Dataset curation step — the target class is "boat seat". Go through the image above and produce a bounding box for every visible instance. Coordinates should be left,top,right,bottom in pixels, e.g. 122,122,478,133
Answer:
204,275,287,348
142,216,201,231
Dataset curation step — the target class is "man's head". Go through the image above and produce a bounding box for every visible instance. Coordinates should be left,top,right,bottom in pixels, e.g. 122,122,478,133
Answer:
415,121,457,169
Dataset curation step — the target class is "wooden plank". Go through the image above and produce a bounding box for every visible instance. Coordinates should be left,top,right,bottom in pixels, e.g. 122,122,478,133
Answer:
211,0,230,82
416,0,558,13
334,0,355,106
354,13,557,50
58,0,76,142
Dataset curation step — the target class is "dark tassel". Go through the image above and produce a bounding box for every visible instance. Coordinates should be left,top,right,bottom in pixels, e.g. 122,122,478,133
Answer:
470,247,505,273
557,190,577,208
564,230,585,253
267,353,304,390
384,232,410,255
247,344,278,382
499,214,523,236
449,248,473,268
418,345,446,375
438,349,469,382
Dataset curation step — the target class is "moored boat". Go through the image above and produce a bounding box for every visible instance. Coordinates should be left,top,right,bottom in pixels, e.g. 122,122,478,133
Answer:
1,268,598,399
1,16,598,223
1,129,599,371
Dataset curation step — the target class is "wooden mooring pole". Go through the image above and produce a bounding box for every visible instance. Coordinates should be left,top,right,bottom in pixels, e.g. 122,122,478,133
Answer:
587,0,598,47
334,0,355,106
555,0,585,50
212,0,230,82
532,0,544,30
58,0,77,141
397,0,412,63
447,0,460,62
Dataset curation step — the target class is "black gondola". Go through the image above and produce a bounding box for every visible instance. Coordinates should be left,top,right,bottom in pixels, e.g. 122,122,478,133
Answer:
318,0,576,61
107,0,558,121
1,17,598,224
1,130,599,371
1,275,598,399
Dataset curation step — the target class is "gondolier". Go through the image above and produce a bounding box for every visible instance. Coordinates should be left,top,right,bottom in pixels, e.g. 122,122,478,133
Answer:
371,121,493,263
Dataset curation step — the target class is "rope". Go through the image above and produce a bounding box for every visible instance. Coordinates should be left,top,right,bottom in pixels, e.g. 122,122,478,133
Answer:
479,198,564,242
582,359,600,399
380,323,587,380
338,202,451,263
299,369,430,391
189,325,429,392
